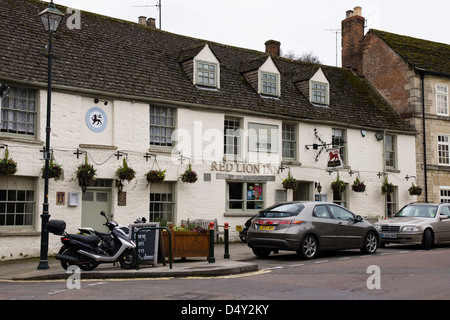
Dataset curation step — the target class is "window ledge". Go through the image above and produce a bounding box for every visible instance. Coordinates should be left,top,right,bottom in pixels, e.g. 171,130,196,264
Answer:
224,212,258,218
0,230,40,237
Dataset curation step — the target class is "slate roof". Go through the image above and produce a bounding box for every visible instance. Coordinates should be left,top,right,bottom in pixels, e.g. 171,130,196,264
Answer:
370,29,450,76
0,0,415,133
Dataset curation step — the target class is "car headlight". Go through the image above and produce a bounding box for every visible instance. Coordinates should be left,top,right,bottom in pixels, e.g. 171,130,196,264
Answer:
402,225,420,232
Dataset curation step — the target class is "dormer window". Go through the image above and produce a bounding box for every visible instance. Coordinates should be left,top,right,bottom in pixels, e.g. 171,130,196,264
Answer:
309,68,330,105
261,72,278,96
312,81,328,104
197,61,217,87
192,44,220,89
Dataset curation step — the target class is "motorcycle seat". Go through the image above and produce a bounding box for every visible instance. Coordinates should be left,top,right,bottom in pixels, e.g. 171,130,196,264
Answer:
68,234,100,244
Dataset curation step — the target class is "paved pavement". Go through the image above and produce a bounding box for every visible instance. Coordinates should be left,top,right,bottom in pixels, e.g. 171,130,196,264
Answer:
0,243,258,281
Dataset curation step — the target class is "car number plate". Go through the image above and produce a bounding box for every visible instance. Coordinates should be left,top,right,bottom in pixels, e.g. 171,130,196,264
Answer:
381,233,397,239
258,225,275,231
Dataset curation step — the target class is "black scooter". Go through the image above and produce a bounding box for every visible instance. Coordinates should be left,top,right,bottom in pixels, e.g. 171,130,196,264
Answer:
47,211,137,271
239,216,255,243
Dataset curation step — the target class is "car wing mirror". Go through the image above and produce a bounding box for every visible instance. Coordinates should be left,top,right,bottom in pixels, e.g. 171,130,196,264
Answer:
439,214,449,220
355,215,363,222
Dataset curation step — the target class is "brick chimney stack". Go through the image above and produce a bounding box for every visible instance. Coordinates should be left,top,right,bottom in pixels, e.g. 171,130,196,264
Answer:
341,6,365,76
265,40,281,56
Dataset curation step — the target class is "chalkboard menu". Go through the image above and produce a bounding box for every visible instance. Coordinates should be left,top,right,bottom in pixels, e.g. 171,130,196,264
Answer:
130,222,160,265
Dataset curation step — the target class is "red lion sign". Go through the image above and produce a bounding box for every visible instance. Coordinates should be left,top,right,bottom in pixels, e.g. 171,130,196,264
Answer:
327,149,342,168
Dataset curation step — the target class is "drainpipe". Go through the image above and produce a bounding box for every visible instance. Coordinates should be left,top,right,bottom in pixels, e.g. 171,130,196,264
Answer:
420,71,428,203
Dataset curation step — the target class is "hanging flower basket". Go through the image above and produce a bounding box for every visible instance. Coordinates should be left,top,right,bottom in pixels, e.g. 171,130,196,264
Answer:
282,171,299,190
408,183,422,196
180,164,198,183
115,158,136,183
331,175,345,193
41,155,63,181
381,178,395,194
146,169,166,185
351,177,366,193
76,154,96,191
0,147,17,176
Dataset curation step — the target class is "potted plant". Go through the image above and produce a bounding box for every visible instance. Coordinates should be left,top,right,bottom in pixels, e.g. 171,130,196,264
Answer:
408,183,422,196
41,155,63,181
351,177,366,193
331,174,345,193
76,154,96,192
115,158,136,183
180,164,198,183
0,147,17,176
381,177,395,194
145,169,166,185
282,171,298,190
162,220,210,262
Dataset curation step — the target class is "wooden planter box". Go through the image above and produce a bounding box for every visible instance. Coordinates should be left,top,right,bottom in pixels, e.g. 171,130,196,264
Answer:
162,230,210,261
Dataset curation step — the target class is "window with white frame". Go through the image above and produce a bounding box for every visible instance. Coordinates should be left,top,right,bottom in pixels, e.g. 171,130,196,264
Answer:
438,134,450,165
261,72,278,96
332,128,346,165
282,122,296,160
436,84,448,116
311,81,329,105
386,188,397,218
150,105,175,147
196,61,217,87
385,135,397,169
227,182,264,211
224,117,241,157
149,183,174,223
0,177,36,228
1,86,36,136
440,188,450,203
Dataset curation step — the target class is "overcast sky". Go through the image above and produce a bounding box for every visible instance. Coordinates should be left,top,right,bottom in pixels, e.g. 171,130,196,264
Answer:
48,0,449,67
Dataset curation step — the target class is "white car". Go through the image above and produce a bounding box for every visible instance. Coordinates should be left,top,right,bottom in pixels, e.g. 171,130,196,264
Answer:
374,202,450,249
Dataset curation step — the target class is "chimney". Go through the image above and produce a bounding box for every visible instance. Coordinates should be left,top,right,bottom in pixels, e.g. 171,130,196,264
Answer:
341,6,365,76
146,18,156,28
138,16,156,28
265,40,281,56
138,16,147,25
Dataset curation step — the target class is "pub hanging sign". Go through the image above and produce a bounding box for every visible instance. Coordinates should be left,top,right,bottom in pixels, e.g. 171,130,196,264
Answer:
327,148,343,169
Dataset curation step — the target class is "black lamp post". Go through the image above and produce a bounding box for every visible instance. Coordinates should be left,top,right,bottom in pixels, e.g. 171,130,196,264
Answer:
37,1,64,270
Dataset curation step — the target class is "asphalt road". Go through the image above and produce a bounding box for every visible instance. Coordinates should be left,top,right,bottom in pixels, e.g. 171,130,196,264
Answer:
1,244,449,304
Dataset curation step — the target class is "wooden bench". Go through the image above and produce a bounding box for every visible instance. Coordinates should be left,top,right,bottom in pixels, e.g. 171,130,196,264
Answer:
181,219,224,243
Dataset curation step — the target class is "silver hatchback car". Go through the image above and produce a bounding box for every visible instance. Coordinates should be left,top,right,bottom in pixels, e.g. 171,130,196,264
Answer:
247,201,379,259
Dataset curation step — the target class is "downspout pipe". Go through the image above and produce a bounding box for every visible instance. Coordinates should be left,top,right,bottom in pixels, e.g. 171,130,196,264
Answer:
420,71,428,203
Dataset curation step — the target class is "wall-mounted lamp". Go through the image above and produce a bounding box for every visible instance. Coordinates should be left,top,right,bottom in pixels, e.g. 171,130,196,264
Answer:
405,174,416,181
115,179,124,193
315,182,322,194
375,131,384,141
0,84,10,97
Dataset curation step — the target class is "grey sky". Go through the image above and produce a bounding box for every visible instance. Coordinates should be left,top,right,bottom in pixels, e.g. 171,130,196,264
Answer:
47,0,449,67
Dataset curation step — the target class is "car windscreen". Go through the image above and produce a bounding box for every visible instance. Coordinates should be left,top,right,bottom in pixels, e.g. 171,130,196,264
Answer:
257,203,305,217
395,205,437,218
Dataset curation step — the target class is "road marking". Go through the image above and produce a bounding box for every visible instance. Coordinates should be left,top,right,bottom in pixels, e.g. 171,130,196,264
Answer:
338,257,351,261
314,260,328,264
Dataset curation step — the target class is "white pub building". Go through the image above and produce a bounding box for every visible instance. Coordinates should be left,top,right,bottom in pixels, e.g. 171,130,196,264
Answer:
0,0,417,260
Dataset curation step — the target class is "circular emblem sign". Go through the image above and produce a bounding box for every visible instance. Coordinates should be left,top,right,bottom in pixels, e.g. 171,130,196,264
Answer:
85,107,107,132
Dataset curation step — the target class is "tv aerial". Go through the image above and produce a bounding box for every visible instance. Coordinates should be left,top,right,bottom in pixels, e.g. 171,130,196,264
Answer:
132,1,162,29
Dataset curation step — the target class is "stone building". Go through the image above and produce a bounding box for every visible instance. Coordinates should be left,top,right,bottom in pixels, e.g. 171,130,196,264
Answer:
342,6,450,203
0,0,416,260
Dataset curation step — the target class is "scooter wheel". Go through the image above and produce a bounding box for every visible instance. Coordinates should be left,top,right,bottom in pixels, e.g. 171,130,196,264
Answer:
119,248,137,269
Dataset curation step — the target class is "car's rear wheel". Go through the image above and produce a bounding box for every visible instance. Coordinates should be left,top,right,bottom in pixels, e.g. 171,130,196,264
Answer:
361,231,378,254
252,248,271,258
298,234,318,259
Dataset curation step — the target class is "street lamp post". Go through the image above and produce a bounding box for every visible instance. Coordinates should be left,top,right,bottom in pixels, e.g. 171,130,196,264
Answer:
37,1,64,270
